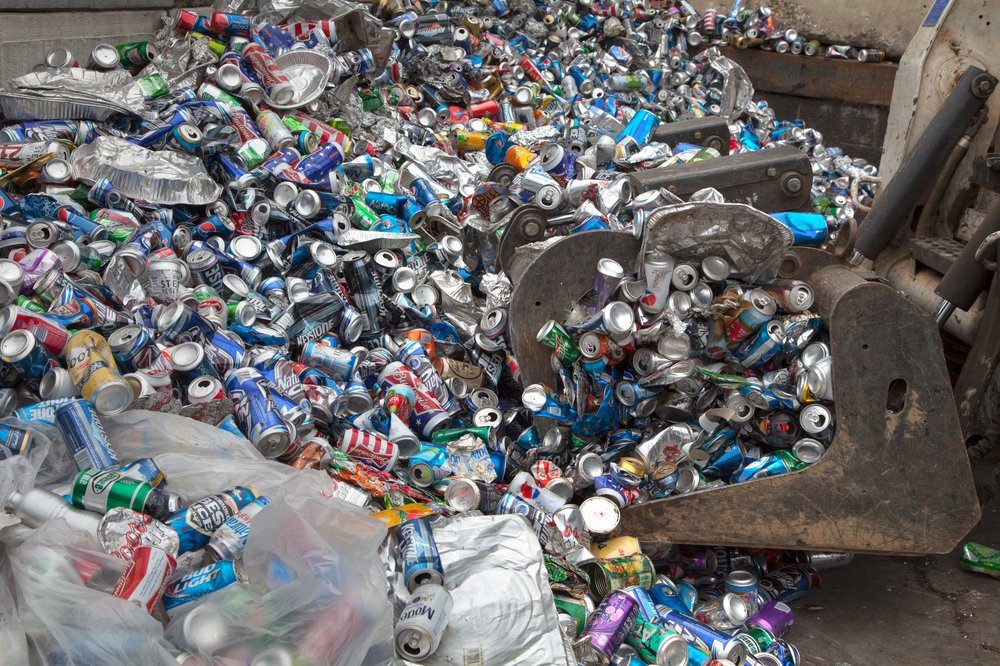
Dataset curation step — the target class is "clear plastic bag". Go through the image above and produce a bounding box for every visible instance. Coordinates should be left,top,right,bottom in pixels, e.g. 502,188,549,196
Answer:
4,410,394,664
6,520,177,665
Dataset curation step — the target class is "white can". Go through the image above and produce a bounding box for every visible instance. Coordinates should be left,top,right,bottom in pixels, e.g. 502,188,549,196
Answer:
394,584,454,661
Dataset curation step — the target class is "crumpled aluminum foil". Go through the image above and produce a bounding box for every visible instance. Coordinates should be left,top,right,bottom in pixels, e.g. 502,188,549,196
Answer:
640,202,793,283
70,136,222,205
0,68,146,121
393,514,573,666
396,139,489,198
142,32,217,93
480,273,513,310
705,48,755,122
429,269,476,317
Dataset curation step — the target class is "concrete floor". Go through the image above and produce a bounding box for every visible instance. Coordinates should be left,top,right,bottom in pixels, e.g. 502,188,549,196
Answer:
790,496,1000,665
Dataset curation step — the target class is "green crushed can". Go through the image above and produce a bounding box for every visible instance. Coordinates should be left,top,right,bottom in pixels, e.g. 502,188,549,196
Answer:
960,542,1000,578
136,73,169,100
431,425,492,445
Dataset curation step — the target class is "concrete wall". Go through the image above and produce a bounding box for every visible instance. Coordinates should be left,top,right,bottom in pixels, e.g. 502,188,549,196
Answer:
690,0,930,59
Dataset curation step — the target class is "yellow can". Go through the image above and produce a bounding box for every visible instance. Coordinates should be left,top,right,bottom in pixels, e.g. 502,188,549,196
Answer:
65,330,133,415
504,144,537,171
452,130,489,152
591,535,643,560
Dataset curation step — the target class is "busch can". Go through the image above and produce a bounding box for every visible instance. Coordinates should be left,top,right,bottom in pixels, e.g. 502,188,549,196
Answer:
166,486,258,554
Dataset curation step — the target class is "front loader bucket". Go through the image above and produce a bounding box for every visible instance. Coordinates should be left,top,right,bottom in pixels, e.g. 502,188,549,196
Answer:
509,233,980,555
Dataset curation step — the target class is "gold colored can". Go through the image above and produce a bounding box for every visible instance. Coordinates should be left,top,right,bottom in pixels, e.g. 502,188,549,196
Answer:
433,356,484,387
617,456,647,478
652,461,678,481
65,330,133,415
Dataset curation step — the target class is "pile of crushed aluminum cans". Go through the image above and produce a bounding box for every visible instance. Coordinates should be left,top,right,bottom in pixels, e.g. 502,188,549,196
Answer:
0,1,871,664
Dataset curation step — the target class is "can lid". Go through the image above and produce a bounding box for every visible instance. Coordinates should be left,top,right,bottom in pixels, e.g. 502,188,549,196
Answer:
472,406,503,429
799,403,832,433
579,495,620,535
671,263,699,290
1,328,33,362
230,235,262,261
793,437,826,463
91,379,133,416
311,242,338,269
602,301,634,335
186,248,218,272
188,375,222,401
391,266,417,293
726,569,758,590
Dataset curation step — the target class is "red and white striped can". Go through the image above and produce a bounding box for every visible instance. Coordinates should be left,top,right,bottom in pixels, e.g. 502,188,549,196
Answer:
241,44,294,105
112,545,176,614
339,427,399,470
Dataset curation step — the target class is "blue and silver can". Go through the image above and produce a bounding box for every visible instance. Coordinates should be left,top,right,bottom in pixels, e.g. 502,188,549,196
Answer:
397,517,445,591
55,399,120,471
206,496,271,561
661,610,747,663
162,559,248,613
225,366,295,459
108,324,161,373
14,397,76,426
301,341,359,381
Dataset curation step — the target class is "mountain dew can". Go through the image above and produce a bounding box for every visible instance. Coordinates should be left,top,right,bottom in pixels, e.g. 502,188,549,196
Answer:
536,319,580,365
960,542,1000,578
626,618,689,666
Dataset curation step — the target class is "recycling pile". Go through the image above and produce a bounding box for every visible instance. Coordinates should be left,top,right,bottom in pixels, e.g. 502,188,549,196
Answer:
0,1,872,664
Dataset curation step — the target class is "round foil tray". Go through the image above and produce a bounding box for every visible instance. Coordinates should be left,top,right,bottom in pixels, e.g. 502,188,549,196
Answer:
267,51,333,110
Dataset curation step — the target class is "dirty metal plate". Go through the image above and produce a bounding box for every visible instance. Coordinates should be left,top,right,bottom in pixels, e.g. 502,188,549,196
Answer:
509,231,640,389
909,236,964,275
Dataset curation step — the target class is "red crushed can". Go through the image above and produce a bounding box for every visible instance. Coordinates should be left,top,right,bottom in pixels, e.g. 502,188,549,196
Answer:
112,545,176,614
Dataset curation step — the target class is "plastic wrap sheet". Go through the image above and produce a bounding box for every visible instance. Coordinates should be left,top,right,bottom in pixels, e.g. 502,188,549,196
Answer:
641,202,794,283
